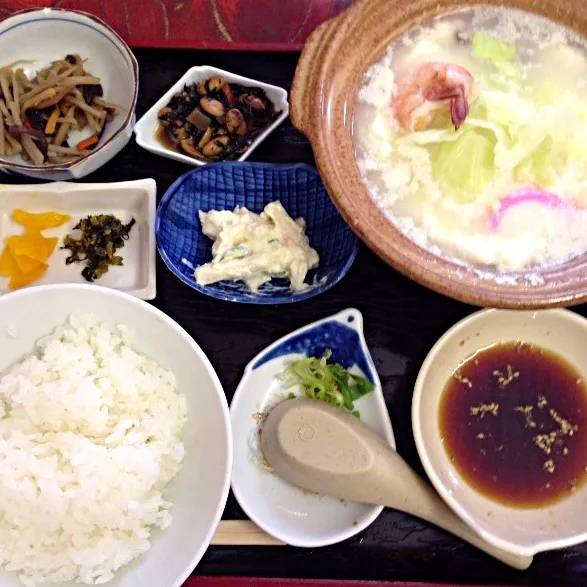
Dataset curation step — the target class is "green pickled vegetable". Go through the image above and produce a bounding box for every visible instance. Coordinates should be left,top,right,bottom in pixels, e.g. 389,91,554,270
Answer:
279,349,374,416
61,215,135,282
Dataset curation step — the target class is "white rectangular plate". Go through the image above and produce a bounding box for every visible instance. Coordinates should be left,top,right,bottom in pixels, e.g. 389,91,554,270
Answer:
134,65,289,166
0,179,156,299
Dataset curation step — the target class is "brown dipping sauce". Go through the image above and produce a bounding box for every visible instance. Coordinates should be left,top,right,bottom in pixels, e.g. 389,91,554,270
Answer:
439,342,587,508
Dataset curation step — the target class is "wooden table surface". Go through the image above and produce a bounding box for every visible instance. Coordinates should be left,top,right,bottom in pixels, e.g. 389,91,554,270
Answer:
4,48,586,587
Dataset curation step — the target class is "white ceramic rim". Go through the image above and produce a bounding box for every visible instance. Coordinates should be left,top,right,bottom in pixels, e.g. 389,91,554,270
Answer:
0,283,233,585
412,307,587,556
0,8,138,172
134,65,289,166
230,307,395,547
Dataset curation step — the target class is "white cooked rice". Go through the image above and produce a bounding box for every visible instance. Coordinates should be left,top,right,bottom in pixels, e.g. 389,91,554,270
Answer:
0,315,188,586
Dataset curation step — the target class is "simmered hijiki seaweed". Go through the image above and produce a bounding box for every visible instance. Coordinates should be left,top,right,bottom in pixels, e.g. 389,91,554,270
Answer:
157,76,280,161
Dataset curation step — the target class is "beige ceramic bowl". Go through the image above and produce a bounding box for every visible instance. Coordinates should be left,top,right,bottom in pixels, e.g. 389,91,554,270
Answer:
291,0,587,309
412,309,587,556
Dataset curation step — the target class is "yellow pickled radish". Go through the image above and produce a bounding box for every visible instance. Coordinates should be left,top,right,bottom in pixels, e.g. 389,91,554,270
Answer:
11,209,71,230
8,262,49,290
1,210,69,290
0,246,17,277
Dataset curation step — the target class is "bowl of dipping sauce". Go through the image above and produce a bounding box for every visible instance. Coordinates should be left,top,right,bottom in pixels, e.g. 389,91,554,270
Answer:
412,309,587,556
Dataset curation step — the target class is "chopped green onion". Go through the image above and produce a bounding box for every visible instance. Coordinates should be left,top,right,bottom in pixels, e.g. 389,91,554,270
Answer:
278,349,374,416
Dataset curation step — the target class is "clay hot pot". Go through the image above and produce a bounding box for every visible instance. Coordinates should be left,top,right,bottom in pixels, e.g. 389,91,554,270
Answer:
291,0,587,309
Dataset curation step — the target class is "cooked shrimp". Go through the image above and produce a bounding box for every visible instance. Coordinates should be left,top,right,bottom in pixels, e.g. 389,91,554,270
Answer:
393,61,475,132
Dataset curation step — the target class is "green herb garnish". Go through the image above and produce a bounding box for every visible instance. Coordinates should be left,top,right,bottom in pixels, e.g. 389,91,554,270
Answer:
279,349,374,416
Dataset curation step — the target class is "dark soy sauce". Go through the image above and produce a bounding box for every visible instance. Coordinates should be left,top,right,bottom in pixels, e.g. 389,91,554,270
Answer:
439,342,587,508
155,123,180,153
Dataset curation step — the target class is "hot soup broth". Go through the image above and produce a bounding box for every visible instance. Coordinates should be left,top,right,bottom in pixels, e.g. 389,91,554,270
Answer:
355,7,587,271
439,342,587,508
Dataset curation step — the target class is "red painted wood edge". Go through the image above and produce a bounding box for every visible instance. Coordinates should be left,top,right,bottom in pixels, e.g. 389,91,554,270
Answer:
0,0,354,52
183,579,560,587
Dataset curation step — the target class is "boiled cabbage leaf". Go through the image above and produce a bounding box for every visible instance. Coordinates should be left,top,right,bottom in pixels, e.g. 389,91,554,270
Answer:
514,137,559,187
393,35,587,198
429,128,496,201
473,31,516,63
473,31,520,78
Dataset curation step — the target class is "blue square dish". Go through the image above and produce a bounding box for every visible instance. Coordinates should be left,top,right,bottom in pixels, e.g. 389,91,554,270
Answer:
156,162,359,304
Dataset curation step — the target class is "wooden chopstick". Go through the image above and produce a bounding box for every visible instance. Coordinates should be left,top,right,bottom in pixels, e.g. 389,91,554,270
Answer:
211,520,285,546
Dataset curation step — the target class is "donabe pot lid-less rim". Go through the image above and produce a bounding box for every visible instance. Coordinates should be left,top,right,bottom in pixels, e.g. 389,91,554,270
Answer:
290,0,587,309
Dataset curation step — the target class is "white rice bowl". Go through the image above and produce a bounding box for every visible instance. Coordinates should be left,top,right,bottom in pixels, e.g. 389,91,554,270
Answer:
0,285,232,587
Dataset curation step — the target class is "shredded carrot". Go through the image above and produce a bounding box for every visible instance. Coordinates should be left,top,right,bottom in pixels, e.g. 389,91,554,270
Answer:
44,107,60,135
76,133,98,151
223,83,236,106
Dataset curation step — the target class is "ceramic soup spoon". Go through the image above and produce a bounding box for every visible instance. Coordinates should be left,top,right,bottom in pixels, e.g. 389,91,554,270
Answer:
260,398,533,571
